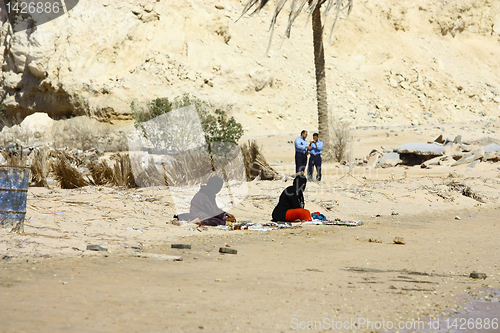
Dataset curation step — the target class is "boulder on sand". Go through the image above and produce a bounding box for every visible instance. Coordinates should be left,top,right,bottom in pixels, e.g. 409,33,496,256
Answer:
484,143,500,153
377,152,402,168
394,143,445,166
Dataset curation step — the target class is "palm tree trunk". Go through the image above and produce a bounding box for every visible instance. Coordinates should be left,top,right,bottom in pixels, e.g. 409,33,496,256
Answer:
311,3,331,159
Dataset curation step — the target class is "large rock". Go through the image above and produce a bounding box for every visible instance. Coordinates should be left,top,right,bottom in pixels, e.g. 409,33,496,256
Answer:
249,68,272,92
0,114,130,151
394,143,445,156
0,112,54,146
19,112,54,140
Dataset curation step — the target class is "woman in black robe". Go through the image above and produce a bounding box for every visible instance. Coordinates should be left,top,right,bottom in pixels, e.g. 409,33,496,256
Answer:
272,175,312,222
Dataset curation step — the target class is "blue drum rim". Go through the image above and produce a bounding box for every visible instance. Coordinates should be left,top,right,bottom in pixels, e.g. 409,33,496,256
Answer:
0,166,31,169
0,188,28,192
0,210,26,214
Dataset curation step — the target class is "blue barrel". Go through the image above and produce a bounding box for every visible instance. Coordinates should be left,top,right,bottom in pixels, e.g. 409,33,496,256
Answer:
0,167,30,233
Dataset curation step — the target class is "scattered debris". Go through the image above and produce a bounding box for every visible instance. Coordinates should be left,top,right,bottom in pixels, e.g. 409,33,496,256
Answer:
318,200,339,211
219,247,237,254
451,148,484,166
305,268,323,272
171,244,191,249
361,136,500,169
391,211,399,216
448,181,486,203
126,253,182,261
86,244,108,251
469,272,487,279
368,238,382,243
393,237,406,245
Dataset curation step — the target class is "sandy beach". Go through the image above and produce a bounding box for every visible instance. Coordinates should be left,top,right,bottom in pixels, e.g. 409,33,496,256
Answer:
1,0,500,330
1,121,500,332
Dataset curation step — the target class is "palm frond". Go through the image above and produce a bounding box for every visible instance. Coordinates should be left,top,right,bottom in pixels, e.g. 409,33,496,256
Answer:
52,152,89,189
241,140,280,181
326,0,353,42
30,148,49,187
239,0,354,52
284,0,308,39
236,0,267,21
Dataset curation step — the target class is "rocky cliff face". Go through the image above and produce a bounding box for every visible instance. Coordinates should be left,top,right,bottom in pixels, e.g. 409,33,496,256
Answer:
1,0,499,135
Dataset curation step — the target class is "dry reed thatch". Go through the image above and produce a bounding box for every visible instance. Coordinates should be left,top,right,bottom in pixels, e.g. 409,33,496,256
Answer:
112,153,137,188
4,152,28,167
129,154,153,187
145,157,166,187
241,140,279,181
52,152,89,189
447,180,486,203
30,148,49,187
129,154,166,187
87,160,114,186
163,147,214,187
211,144,247,183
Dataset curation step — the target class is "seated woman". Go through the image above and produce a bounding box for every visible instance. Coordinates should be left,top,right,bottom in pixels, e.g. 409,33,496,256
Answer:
190,176,235,226
272,175,312,222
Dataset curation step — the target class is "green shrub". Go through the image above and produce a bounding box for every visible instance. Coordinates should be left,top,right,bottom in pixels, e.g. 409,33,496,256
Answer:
0,104,5,123
131,94,244,146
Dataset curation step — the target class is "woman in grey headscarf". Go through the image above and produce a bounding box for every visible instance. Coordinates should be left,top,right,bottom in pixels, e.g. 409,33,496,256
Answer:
190,176,236,226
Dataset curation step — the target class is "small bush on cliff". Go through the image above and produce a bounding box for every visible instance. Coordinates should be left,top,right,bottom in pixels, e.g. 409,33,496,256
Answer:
0,104,5,130
131,94,244,146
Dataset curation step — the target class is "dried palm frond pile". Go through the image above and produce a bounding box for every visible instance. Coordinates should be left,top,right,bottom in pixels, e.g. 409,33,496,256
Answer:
30,148,49,187
129,154,165,187
1,143,29,167
209,142,245,181
145,157,165,187
241,140,280,181
2,141,277,190
87,160,114,186
112,153,136,188
163,146,213,186
52,152,89,189
4,153,28,168
129,154,152,187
